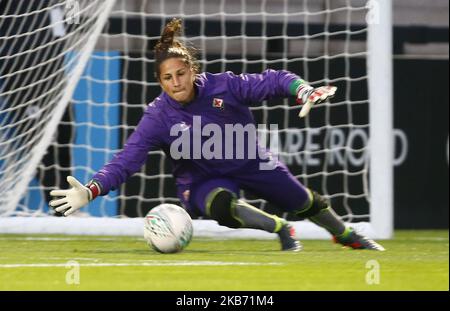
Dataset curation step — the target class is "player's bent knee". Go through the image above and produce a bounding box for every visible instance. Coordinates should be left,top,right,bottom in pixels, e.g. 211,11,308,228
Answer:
206,188,241,229
296,190,329,219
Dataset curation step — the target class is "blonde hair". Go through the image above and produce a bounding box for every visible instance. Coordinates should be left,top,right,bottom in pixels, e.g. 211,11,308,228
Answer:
154,18,199,79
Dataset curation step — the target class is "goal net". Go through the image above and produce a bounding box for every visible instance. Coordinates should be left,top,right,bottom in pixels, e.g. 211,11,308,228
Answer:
0,0,393,239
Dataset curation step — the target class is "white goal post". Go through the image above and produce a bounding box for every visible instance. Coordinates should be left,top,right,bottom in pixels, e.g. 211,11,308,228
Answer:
0,0,393,239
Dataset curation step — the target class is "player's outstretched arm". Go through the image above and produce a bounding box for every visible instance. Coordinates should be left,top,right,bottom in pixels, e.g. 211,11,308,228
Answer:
296,84,337,118
49,176,101,216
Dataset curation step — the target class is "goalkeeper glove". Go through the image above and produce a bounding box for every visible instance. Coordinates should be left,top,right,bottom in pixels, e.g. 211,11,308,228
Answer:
49,176,100,216
296,84,337,118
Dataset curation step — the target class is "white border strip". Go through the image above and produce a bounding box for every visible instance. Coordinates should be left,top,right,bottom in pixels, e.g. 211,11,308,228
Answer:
0,217,378,239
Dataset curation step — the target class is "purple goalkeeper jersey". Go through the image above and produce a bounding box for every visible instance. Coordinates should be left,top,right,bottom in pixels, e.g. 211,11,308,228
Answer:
92,69,300,194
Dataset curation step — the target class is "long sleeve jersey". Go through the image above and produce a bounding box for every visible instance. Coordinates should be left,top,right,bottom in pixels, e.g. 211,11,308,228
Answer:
92,69,303,195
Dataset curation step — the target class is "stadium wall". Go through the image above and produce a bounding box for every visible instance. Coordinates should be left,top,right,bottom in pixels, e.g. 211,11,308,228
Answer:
393,58,449,229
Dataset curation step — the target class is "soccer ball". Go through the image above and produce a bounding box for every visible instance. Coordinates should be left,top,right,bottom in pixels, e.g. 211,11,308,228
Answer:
143,204,193,253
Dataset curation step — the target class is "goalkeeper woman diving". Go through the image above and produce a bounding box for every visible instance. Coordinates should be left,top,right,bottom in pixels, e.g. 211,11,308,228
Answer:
50,18,384,251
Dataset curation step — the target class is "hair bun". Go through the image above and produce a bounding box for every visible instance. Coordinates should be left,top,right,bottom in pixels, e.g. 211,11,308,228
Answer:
154,18,200,78
159,18,182,47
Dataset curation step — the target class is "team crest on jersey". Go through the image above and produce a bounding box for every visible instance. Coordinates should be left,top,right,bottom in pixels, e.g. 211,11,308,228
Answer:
212,98,224,109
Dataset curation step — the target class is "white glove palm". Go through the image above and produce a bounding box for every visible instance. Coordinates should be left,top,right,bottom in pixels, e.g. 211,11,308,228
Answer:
49,176,92,216
297,85,337,118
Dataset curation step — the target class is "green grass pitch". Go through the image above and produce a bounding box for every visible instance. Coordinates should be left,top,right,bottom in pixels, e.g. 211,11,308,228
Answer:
0,230,447,291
